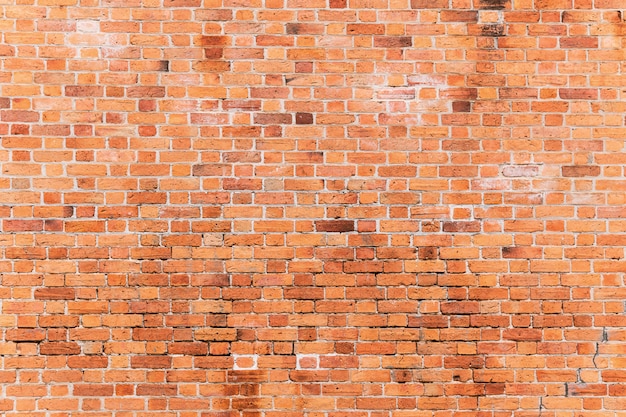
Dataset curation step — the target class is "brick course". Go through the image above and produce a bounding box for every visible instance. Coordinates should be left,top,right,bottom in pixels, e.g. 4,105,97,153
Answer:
1,0,626,415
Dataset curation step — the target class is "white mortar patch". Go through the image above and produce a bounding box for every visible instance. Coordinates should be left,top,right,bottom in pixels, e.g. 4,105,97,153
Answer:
296,353,319,370
232,354,258,370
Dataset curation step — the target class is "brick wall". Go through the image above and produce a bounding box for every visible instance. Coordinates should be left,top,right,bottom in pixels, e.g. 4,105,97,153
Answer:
1,0,626,415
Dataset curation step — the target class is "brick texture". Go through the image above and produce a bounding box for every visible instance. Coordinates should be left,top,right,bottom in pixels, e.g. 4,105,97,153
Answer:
1,0,626,415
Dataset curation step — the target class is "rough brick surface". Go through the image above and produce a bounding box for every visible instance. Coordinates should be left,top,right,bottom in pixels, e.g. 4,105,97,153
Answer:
1,1,626,415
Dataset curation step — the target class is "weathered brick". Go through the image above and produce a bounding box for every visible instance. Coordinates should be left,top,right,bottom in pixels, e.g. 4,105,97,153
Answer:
127,86,166,98
441,10,478,22
562,165,601,177
6,329,45,342
315,220,355,233
131,356,172,369
34,288,75,300
0,1,622,415
374,37,412,48
295,112,314,124
560,36,598,48
476,0,510,9
411,0,448,7
560,88,599,100
65,86,104,97
3,220,43,232
254,113,293,125
73,384,115,396
40,342,81,355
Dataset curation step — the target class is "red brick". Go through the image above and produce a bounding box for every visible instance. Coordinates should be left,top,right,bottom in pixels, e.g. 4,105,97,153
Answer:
34,288,75,300
560,37,598,48
0,2,623,415
562,165,601,177
443,221,481,233
347,24,385,35
329,0,346,7
6,329,45,342
441,11,478,22
131,356,172,369
40,342,81,355
6,247,47,259
286,23,325,35
222,100,261,111
476,0,510,8
73,384,115,396
560,88,599,100
136,384,178,396
411,0,448,7
315,220,355,233
127,86,166,98
3,220,43,231
254,113,293,125
374,37,412,48
503,329,543,341
65,86,104,97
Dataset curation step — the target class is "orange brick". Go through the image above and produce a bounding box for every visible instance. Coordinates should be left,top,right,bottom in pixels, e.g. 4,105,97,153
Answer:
0,1,623,414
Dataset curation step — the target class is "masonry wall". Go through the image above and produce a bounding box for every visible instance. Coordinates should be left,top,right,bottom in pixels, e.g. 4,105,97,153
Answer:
1,0,626,415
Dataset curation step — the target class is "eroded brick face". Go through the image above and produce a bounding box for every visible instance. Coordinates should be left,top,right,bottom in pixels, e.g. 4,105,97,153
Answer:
1,0,625,415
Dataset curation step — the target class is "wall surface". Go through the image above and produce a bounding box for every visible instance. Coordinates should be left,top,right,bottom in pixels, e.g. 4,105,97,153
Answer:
1,0,626,415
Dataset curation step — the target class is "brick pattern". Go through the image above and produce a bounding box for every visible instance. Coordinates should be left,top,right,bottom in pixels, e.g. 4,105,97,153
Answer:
1,0,626,415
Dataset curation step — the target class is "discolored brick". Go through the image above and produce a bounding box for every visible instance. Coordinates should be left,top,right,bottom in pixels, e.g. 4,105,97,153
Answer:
0,1,622,415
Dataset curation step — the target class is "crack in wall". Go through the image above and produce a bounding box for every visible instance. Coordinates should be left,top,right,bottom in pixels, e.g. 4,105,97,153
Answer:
592,327,608,368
